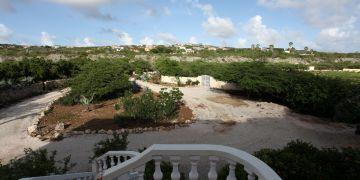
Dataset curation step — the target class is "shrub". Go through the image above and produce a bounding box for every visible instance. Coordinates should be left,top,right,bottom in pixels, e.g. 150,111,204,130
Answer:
131,60,152,75
91,132,129,159
0,148,75,180
254,140,360,180
64,60,132,104
114,88,183,125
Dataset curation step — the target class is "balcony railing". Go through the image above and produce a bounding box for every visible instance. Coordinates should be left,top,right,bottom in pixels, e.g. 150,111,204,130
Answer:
21,144,281,180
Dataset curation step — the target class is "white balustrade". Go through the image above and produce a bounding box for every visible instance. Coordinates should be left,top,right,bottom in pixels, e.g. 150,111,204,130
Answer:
101,144,281,180
22,144,281,180
92,150,140,176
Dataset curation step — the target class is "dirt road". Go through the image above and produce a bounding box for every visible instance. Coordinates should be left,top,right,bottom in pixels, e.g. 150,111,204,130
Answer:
0,89,69,163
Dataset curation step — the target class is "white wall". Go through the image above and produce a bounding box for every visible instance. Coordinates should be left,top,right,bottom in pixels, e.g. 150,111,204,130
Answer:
161,75,239,90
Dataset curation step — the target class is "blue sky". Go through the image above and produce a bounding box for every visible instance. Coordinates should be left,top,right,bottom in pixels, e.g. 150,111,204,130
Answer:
0,0,359,52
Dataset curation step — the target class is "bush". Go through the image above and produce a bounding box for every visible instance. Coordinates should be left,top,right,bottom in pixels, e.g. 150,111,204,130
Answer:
0,148,75,180
0,58,85,85
91,132,129,160
114,88,183,125
64,60,133,104
254,140,360,180
131,60,152,75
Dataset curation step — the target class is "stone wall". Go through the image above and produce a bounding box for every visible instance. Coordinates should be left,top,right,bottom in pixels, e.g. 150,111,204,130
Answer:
0,79,67,107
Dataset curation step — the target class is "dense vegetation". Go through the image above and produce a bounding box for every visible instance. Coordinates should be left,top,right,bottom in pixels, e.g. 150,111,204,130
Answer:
255,140,360,180
60,60,133,105
155,59,360,123
114,88,183,125
0,148,74,180
310,61,360,70
0,58,86,86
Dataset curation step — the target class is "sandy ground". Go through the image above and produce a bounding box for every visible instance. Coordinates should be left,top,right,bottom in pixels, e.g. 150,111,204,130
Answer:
0,81,359,173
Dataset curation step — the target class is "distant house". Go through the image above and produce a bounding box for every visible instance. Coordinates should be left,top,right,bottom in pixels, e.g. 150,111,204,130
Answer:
111,45,124,52
207,47,217,51
185,48,194,54
144,45,154,52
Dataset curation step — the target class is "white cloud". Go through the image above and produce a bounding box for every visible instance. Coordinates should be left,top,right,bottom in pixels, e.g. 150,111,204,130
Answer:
188,36,197,44
140,36,154,45
157,32,179,44
47,0,116,21
190,1,236,40
75,37,95,46
257,0,301,8
257,0,360,52
40,32,55,46
194,3,214,16
237,38,247,48
202,16,236,39
103,28,133,45
244,15,281,45
316,17,359,52
0,24,12,43
163,6,171,16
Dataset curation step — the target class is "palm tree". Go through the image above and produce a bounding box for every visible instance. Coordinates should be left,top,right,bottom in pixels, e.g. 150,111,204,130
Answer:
251,44,255,50
289,42,293,48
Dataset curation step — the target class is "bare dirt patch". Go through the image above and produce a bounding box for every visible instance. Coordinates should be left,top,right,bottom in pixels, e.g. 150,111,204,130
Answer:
37,97,193,138
207,95,248,107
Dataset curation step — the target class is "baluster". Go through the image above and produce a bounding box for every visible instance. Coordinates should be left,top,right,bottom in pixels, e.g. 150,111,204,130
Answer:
97,160,103,172
226,160,236,180
244,167,256,180
137,165,145,180
111,156,115,167
189,156,200,180
102,157,108,170
153,156,163,180
117,155,121,164
208,156,219,180
170,156,181,180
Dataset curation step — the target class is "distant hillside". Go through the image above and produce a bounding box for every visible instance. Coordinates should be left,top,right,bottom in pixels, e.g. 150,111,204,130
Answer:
1,44,359,64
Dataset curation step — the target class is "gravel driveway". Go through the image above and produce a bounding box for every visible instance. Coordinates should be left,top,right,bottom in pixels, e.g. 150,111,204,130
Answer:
0,81,358,173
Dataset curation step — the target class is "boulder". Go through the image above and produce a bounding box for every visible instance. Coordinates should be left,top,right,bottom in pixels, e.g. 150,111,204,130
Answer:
51,132,62,141
54,122,65,132
85,129,91,134
107,130,113,135
98,129,107,134
27,125,38,137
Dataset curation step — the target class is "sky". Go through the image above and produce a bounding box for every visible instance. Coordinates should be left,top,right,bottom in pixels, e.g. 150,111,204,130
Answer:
0,0,359,52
